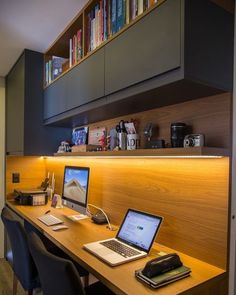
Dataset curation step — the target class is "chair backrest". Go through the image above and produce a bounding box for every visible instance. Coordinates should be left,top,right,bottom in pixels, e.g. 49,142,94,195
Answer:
1,207,38,290
27,231,86,295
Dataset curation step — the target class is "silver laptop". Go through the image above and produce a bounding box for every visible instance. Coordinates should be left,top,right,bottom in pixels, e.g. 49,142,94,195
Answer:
83,209,163,266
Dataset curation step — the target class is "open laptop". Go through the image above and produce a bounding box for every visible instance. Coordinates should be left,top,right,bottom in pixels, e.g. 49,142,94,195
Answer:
83,209,163,266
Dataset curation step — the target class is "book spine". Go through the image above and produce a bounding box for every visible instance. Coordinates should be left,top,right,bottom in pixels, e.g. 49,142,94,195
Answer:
87,12,91,53
103,0,107,40
111,0,117,34
100,0,104,44
149,0,155,7
108,0,112,37
137,0,143,15
95,4,99,48
97,7,101,46
45,62,48,85
77,29,82,60
131,0,137,20
69,38,72,67
48,60,52,83
117,0,121,31
73,35,76,64
126,0,130,24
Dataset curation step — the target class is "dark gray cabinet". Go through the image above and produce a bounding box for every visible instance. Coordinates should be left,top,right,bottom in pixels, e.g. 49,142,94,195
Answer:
6,49,71,155
44,48,105,120
43,0,233,127
44,74,68,119
105,0,181,95
67,48,105,109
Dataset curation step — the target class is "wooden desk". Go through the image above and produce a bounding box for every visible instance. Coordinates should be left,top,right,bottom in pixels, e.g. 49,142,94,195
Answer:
6,200,227,295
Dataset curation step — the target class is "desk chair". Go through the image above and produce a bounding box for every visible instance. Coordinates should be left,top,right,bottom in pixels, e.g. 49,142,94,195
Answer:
28,232,115,295
1,207,40,295
24,219,89,286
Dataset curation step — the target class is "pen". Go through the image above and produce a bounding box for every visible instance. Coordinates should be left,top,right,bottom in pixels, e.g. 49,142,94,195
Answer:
45,210,51,214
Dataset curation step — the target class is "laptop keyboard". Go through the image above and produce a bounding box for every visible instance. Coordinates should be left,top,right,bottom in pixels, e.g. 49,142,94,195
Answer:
100,240,141,258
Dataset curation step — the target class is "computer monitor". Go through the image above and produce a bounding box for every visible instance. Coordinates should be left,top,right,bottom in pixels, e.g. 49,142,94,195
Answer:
62,166,90,214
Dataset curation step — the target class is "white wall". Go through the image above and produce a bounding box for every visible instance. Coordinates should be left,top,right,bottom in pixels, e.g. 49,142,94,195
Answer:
0,77,5,258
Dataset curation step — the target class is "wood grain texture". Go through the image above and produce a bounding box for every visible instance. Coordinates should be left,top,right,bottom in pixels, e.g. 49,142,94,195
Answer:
5,94,230,270
54,147,229,158
6,201,227,295
45,156,229,269
5,156,46,198
82,93,231,149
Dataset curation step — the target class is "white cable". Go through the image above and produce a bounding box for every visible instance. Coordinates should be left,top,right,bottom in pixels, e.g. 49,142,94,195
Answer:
87,203,115,231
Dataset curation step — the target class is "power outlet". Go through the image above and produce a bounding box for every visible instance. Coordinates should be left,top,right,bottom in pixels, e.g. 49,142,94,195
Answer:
12,173,20,183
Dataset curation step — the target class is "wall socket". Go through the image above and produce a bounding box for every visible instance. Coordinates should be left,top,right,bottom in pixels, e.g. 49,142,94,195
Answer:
12,173,20,183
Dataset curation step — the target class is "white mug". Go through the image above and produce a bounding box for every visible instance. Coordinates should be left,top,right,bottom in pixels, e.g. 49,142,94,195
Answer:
127,134,140,150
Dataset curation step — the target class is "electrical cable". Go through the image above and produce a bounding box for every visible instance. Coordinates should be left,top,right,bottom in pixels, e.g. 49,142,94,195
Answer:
87,203,117,231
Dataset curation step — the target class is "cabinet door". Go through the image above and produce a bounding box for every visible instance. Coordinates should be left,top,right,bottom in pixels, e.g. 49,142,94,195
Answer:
6,55,25,154
105,0,181,95
66,48,105,110
44,76,68,119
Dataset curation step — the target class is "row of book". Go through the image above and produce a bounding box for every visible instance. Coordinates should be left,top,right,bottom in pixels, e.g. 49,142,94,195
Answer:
69,29,83,67
45,56,68,86
45,0,158,85
87,0,158,52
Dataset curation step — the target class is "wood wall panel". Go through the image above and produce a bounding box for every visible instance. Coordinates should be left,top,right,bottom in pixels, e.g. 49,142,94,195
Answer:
4,94,231,270
5,156,46,198
45,157,229,269
85,93,231,149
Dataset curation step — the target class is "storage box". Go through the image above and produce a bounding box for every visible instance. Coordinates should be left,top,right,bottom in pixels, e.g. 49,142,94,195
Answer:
71,144,100,152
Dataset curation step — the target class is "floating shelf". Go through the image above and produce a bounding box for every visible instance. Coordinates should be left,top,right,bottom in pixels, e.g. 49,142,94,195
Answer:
53,147,229,158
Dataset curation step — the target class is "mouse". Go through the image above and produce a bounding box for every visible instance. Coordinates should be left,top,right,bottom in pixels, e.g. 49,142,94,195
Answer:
52,225,68,231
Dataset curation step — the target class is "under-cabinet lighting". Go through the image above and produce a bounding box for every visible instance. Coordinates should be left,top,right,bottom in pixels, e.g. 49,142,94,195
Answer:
43,155,224,159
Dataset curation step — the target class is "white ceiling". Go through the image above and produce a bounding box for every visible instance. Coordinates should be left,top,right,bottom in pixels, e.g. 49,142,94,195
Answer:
0,0,87,77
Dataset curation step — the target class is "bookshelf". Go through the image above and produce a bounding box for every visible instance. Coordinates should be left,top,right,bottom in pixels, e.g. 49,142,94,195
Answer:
44,0,167,87
53,147,229,158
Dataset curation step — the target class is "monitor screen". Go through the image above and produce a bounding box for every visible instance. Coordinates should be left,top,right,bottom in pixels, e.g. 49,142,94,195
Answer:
117,209,163,252
62,166,90,214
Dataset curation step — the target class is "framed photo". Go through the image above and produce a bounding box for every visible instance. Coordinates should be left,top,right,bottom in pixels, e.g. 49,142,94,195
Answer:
51,194,58,208
72,127,88,145
88,127,106,145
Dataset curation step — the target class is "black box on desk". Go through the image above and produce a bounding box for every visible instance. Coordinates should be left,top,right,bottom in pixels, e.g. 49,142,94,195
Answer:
14,190,48,206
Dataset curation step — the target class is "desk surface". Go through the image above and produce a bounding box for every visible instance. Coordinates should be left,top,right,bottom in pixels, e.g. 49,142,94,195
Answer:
6,201,226,295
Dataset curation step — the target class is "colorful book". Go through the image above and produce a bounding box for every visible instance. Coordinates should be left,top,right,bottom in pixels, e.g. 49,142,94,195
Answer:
45,62,49,85
131,0,138,20
111,0,117,34
52,56,68,80
107,0,112,37
137,0,143,15
117,0,125,31
103,0,108,40
69,38,72,67
48,60,52,83
77,29,82,60
126,0,130,24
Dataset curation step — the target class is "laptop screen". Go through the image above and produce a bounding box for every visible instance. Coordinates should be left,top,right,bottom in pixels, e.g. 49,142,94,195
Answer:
116,209,163,253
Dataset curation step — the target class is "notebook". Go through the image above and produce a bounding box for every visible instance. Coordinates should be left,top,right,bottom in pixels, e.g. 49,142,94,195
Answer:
83,209,163,266
135,265,191,289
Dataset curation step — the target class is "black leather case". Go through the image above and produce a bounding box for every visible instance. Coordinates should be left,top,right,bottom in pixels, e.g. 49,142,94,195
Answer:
142,253,183,278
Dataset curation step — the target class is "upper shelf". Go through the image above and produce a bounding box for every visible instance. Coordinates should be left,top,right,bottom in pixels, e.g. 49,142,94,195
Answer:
53,147,229,158
44,0,167,88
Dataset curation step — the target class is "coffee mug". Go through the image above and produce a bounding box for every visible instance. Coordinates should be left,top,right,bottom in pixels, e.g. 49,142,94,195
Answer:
127,134,140,150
